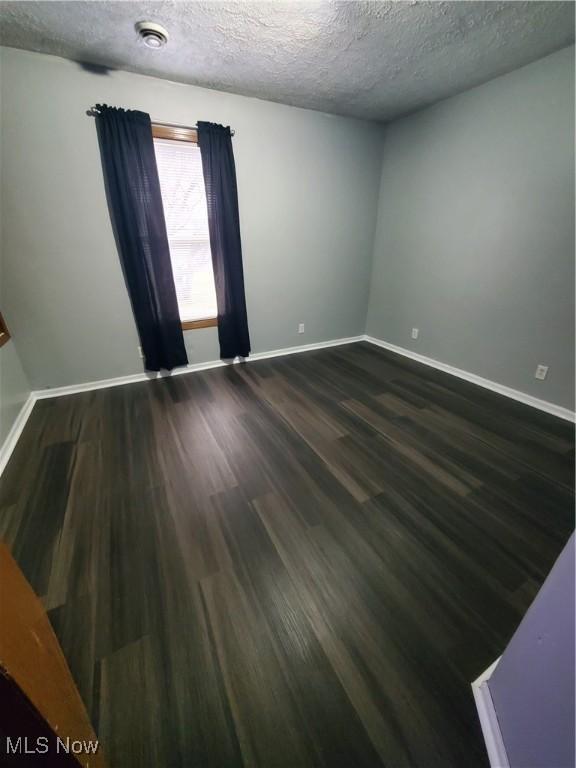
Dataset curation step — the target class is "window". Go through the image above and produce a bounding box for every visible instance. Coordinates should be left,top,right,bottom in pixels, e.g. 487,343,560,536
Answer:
0,313,10,348
152,124,217,330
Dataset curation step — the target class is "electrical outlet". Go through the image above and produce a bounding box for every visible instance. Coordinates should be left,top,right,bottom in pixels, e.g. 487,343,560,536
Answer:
411,328,419,340
137,345,144,359
534,364,549,381
298,323,305,334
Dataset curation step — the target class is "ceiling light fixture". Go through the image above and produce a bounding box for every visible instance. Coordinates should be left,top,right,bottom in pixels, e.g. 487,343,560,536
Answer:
135,21,169,49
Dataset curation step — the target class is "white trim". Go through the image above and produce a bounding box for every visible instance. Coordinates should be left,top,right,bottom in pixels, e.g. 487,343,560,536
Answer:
0,335,361,477
471,658,510,768
2,331,573,476
33,360,226,400
32,335,364,400
247,335,363,362
363,335,575,423
0,393,36,476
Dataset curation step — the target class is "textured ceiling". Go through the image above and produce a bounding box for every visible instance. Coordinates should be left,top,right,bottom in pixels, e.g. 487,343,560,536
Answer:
0,1,574,122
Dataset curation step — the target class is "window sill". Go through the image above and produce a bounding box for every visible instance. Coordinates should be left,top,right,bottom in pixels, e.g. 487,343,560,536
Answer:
181,317,218,331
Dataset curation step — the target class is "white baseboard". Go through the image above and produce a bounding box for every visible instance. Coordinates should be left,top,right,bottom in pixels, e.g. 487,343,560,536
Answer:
2,331,572,477
0,393,36,476
0,335,362,476
248,335,363,362
32,360,227,400
363,335,575,423
32,335,364,400
471,658,510,768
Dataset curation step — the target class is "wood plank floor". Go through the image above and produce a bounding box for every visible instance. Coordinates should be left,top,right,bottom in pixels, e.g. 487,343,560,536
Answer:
1,342,574,768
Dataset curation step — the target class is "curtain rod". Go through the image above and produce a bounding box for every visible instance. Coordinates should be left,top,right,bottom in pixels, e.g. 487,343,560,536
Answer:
153,119,235,136
87,108,235,136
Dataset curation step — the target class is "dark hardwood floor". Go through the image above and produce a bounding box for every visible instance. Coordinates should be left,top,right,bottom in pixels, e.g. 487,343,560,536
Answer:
0,342,574,768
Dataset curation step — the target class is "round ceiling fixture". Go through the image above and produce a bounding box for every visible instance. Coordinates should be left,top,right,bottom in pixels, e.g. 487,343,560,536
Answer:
135,21,169,49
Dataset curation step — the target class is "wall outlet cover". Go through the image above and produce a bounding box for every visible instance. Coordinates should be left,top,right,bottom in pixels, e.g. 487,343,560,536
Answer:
411,328,419,340
298,323,305,334
534,365,549,380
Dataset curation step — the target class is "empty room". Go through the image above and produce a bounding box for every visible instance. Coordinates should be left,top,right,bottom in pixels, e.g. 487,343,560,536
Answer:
0,2,574,766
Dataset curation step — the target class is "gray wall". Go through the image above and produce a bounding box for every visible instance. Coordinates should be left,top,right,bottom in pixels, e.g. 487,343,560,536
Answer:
2,45,574,408
0,338,31,446
0,47,384,390
366,46,575,410
0,51,32,446
488,534,575,768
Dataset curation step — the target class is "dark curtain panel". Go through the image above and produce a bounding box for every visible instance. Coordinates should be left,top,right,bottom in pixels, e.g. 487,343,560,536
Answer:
197,122,251,359
95,104,188,372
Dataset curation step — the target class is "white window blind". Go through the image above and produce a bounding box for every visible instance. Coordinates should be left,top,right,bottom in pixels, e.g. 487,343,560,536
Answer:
153,137,217,322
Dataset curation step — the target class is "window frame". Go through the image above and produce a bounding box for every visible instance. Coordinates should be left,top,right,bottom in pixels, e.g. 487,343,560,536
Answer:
0,313,10,348
152,123,217,331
